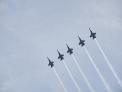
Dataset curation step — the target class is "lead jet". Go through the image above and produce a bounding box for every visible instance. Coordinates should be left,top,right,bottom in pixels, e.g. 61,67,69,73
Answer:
57,50,64,61
78,36,85,47
89,28,96,39
47,57,54,68
66,44,73,55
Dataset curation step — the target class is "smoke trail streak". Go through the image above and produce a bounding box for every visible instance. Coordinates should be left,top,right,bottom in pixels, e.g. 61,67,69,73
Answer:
62,61,81,92
95,39,122,88
72,55,95,92
53,68,68,92
84,47,113,92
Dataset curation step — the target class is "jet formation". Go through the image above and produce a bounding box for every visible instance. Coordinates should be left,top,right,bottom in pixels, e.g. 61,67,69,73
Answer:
47,28,96,67
46,28,122,92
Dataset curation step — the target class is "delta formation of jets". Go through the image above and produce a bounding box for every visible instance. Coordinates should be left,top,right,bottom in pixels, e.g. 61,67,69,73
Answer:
47,28,96,68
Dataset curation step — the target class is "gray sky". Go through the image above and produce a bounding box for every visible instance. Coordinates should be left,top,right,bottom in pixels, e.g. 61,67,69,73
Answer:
0,0,122,92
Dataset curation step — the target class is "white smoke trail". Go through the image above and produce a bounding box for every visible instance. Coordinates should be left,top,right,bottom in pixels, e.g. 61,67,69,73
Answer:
62,61,81,92
53,68,68,92
72,55,95,92
84,47,113,92
95,39,122,88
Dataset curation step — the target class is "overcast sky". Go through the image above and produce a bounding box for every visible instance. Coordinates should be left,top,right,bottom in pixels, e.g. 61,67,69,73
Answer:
0,0,122,92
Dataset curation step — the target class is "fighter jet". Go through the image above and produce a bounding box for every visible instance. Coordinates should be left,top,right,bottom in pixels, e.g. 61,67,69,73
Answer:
89,28,96,39
57,50,64,61
47,57,54,68
78,36,85,47
66,44,73,55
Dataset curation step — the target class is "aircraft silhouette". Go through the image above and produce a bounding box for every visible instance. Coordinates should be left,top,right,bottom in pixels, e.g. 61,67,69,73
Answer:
47,57,54,68
78,36,85,47
89,28,96,39
66,44,73,55
57,50,64,61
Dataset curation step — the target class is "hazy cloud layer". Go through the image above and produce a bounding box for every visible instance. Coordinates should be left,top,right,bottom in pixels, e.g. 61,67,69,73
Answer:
0,0,122,92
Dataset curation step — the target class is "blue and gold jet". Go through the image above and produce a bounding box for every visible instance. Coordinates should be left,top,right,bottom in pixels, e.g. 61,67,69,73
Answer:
78,36,85,47
57,50,64,61
89,28,96,39
66,44,73,55
47,57,54,68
